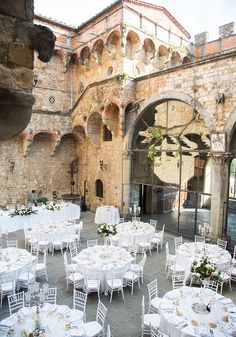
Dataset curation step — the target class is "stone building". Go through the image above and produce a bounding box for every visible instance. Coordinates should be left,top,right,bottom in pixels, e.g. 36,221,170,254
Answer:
1,0,236,245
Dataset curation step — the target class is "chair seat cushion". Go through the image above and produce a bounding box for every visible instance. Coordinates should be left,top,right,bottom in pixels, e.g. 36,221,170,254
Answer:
86,280,99,289
169,264,185,272
151,238,161,244
68,272,84,282
69,309,84,322
138,242,151,248
107,279,123,288
151,296,162,310
123,271,139,281
83,321,103,337
143,313,161,327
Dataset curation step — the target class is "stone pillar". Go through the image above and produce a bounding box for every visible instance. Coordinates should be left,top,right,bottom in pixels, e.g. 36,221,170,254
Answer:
210,154,230,238
122,150,132,216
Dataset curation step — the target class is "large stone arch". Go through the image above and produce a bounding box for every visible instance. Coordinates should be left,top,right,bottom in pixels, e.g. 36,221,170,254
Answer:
128,91,213,150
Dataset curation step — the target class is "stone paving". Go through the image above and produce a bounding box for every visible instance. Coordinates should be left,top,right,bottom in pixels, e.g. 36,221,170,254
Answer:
0,211,236,337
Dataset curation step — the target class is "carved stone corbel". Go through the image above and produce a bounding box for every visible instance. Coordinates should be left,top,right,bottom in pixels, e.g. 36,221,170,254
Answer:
23,134,33,157
51,135,61,156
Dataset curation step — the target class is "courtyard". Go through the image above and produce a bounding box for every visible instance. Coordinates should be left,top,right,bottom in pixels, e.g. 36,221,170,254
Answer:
1,210,236,337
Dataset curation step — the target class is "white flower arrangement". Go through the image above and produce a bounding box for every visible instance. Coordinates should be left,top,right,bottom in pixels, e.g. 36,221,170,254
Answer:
45,201,60,211
9,207,38,217
191,257,222,284
97,224,117,237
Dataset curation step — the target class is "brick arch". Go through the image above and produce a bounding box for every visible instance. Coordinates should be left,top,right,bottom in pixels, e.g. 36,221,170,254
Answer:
224,107,236,150
128,91,213,149
32,130,58,141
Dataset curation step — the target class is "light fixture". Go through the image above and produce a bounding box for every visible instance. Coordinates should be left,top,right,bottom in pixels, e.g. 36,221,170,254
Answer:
99,160,108,171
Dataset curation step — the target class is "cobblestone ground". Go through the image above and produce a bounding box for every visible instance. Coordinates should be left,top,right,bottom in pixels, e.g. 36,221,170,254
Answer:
1,211,236,337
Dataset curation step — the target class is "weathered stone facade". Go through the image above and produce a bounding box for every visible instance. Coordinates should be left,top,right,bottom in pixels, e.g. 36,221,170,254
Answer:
1,0,236,240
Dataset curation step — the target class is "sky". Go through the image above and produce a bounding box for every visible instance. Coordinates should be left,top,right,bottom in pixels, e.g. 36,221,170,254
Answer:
34,0,236,41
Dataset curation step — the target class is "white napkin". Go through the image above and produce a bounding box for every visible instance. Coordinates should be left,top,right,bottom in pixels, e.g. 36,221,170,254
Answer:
195,326,211,337
220,298,233,305
166,290,180,300
172,316,185,326
161,301,174,311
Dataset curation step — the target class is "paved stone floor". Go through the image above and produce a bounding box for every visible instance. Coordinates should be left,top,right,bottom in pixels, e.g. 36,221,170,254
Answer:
1,211,236,337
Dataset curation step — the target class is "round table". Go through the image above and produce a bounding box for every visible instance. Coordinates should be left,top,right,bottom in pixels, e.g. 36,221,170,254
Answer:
72,245,133,292
0,304,86,337
116,221,155,244
0,248,33,279
177,242,232,272
159,286,236,337
94,206,120,225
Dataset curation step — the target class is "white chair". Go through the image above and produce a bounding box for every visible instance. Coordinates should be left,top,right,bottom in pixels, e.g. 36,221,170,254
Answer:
69,241,78,260
119,217,125,223
106,271,125,303
24,226,33,249
87,239,98,248
165,242,176,272
150,219,157,231
138,238,152,256
130,252,147,284
123,270,140,295
40,286,57,304
65,262,84,290
153,225,165,251
217,239,227,250
35,250,48,281
172,270,186,289
141,295,161,337
147,279,162,313
30,242,39,262
17,262,36,291
63,251,76,272
71,289,87,323
219,264,233,294
83,300,107,337
63,229,76,250
0,272,16,307
167,257,185,280
84,272,101,299
51,232,65,255
194,235,205,243
204,279,219,292
150,324,169,337
37,233,50,254
6,240,18,248
8,291,25,315
174,236,183,252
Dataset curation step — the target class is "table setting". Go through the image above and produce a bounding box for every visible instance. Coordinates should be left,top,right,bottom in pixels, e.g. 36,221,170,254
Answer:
0,248,33,278
94,205,120,225
0,203,80,234
0,303,86,337
72,245,133,292
177,242,232,272
116,221,155,244
159,286,236,337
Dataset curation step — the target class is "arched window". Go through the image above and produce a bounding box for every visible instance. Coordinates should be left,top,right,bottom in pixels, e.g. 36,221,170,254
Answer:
103,125,112,141
96,179,103,198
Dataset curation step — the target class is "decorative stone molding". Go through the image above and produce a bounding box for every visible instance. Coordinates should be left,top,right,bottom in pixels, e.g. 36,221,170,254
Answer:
51,135,61,156
209,153,231,165
22,134,33,157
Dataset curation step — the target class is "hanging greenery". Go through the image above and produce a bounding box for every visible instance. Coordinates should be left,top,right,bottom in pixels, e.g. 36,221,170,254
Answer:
146,127,163,167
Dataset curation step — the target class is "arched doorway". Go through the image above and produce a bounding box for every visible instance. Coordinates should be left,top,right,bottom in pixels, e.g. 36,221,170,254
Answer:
130,99,211,238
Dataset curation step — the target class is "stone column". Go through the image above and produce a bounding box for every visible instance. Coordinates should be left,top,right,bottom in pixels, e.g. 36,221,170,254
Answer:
122,150,132,216
210,154,230,238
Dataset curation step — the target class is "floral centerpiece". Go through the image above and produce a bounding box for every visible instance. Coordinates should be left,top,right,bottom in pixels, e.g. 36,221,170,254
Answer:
97,224,117,237
191,257,222,285
9,207,38,217
45,201,60,211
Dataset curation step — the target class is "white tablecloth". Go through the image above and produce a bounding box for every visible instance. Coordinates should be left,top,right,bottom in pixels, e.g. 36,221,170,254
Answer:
95,206,120,225
177,242,232,274
0,248,33,279
159,286,236,337
72,245,133,292
0,304,86,337
116,221,155,244
0,203,80,234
